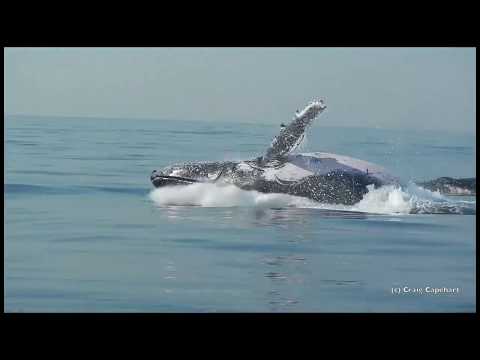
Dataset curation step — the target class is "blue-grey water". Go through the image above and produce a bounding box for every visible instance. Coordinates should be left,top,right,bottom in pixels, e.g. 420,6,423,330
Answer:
4,115,476,312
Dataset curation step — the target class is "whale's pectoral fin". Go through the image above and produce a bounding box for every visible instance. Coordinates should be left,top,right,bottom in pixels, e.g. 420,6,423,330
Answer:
212,166,226,182
260,99,326,165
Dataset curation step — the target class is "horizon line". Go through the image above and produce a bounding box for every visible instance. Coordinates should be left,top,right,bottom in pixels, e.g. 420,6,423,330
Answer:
4,113,475,135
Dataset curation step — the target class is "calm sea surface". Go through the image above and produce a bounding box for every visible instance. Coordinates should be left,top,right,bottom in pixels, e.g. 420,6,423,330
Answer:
4,115,476,312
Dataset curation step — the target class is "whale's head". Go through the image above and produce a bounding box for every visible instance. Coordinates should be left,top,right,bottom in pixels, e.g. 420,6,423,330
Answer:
151,161,236,188
150,165,200,187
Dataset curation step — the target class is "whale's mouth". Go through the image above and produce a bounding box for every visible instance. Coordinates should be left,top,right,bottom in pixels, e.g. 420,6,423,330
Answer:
151,164,229,188
151,174,200,188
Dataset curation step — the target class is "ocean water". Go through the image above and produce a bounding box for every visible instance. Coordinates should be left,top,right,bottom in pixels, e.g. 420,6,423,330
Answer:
4,115,476,312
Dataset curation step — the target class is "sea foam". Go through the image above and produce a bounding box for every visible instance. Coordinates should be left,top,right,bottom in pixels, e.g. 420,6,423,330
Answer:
149,182,475,215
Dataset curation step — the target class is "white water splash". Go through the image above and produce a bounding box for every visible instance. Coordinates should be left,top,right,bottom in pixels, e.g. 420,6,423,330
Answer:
149,182,475,215
351,185,413,214
149,182,316,208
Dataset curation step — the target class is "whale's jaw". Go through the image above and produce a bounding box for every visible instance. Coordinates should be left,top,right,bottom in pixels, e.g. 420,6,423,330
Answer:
150,162,234,188
151,174,200,188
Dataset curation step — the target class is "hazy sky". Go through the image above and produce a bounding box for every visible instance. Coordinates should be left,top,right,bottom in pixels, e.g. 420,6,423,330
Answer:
4,47,476,133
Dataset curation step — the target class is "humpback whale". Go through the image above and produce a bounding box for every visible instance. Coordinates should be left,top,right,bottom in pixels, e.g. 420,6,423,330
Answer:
151,99,404,205
416,177,476,196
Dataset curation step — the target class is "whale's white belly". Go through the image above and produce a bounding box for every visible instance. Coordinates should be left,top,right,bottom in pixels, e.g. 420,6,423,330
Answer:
259,152,400,185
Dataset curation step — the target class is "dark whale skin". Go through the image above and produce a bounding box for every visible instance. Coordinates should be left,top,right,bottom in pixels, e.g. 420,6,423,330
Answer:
416,177,476,195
